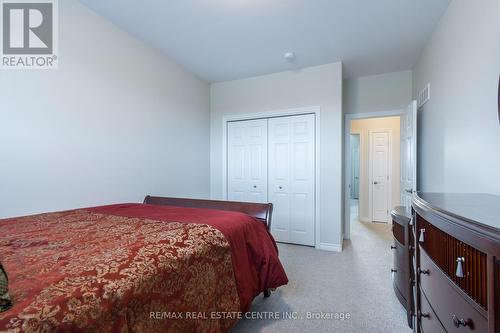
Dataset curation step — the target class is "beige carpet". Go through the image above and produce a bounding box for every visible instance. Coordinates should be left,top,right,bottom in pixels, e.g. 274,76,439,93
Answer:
231,201,412,333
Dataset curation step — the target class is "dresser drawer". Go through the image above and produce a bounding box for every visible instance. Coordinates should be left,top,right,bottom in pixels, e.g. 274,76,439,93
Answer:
392,240,408,272
392,267,408,304
419,248,488,332
392,221,406,245
419,289,446,333
392,241,409,298
417,216,488,308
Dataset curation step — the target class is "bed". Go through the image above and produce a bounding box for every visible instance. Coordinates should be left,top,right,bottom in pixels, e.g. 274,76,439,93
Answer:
0,196,288,333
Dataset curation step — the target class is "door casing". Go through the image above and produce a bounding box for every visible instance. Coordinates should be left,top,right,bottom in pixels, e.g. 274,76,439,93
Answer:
344,109,407,240
350,134,360,199
400,101,418,210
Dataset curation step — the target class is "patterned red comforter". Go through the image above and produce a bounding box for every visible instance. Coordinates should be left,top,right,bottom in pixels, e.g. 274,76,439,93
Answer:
0,204,288,332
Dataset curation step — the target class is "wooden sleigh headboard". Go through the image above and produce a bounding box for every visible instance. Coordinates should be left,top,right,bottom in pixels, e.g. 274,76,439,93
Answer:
143,195,273,230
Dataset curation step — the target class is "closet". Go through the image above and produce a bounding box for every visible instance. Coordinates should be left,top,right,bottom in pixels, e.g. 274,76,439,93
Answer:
227,114,316,246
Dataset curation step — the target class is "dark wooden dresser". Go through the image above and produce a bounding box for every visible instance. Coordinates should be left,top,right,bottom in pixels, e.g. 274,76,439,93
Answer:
412,192,500,333
391,206,414,328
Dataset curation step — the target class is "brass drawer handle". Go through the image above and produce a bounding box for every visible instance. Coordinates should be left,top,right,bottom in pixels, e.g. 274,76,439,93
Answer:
456,257,465,278
417,268,430,275
452,315,470,328
419,228,425,243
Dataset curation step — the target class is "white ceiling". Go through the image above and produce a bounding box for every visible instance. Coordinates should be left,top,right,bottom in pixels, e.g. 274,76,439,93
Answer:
79,0,450,82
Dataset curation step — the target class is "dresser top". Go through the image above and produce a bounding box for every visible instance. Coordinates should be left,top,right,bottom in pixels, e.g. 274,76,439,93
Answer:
414,192,500,231
391,205,411,221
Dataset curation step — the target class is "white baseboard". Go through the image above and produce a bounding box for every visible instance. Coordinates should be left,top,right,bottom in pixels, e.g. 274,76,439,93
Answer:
316,242,343,252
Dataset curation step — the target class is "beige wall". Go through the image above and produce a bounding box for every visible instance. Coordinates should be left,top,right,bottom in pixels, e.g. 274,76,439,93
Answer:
0,0,210,218
413,0,500,194
344,71,412,115
351,117,401,222
210,62,344,250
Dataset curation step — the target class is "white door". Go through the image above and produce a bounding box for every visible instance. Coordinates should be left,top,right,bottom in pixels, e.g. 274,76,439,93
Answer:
350,134,360,199
269,114,315,246
370,130,391,222
400,100,418,209
227,119,268,203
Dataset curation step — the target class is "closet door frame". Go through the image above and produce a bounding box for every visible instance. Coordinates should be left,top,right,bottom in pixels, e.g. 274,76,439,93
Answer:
222,106,321,248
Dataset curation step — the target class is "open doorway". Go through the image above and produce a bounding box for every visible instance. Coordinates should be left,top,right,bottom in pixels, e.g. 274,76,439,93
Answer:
344,111,405,240
344,102,417,240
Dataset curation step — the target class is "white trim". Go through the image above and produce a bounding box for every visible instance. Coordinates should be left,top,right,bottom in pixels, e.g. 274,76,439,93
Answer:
345,109,406,121
343,109,406,240
349,133,360,200
316,242,343,252
222,106,322,248
222,106,320,123
368,128,393,223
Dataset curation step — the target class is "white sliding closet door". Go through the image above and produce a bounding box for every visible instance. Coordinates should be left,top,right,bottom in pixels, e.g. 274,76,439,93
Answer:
269,114,315,246
227,119,268,203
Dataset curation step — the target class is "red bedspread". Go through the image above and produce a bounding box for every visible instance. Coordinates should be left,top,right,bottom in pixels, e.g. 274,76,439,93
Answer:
0,203,288,332
88,203,288,312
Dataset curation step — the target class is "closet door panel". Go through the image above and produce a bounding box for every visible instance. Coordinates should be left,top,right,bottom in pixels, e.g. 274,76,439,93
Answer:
289,115,315,246
228,114,315,246
227,119,268,203
227,122,247,202
269,114,315,246
246,120,268,203
268,118,291,242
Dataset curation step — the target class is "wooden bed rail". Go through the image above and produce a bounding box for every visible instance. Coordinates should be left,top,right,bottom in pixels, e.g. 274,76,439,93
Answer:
143,195,273,230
